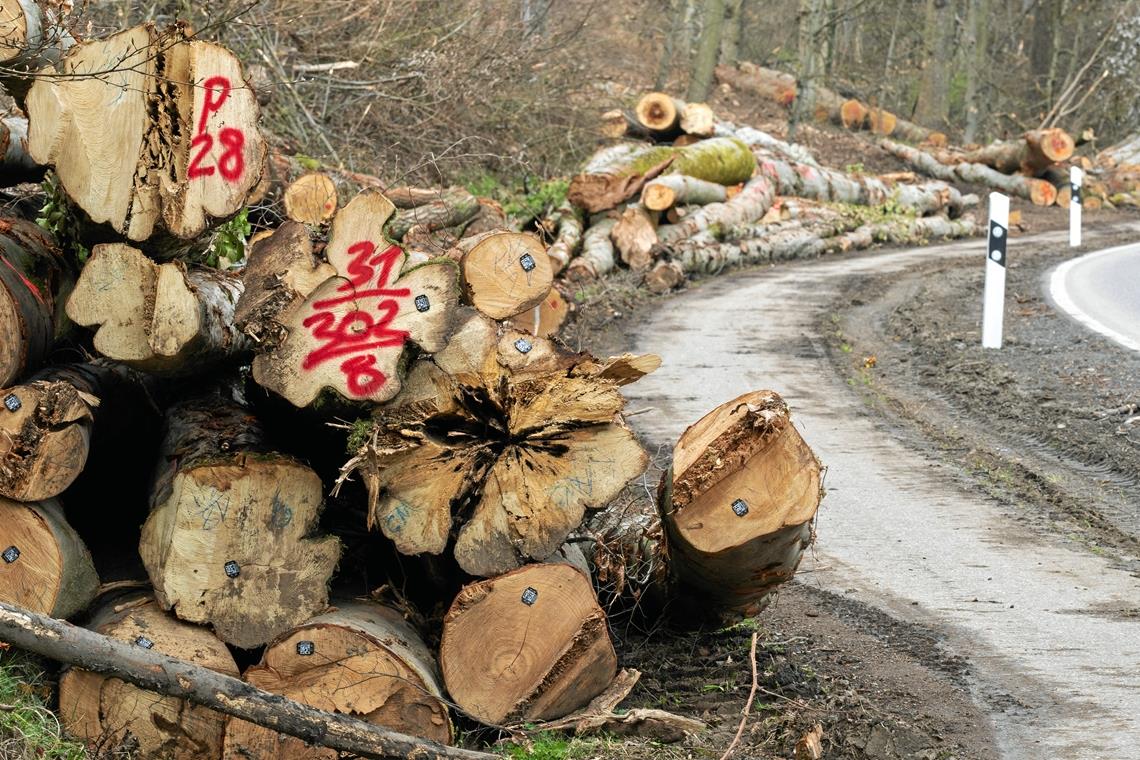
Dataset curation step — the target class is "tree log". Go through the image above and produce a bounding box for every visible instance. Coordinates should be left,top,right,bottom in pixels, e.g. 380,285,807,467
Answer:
634,92,684,137
507,286,570,339
0,497,96,617
932,129,1075,176
224,601,452,758
284,172,339,225
644,260,685,294
659,390,821,615
713,62,797,106
339,314,652,577
26,24,266,243
0,115,41,183
0,217,68,386
612,204,658,271
641,175,728,211
249,191,461,407
1,600,496,759
66,243,250,375
0,361,155,501
0,0,74,101
840,99,869,129
568,137,756,213
880,138,1058,206
460,198,510,239
440,559,617,725
564,216,617,281
657,175,776,245
679,102,716,137
600,109,653,140
57,592,239,759
140,392,341,648
455,231,553,320
544,201,583,273
387,188,480,241
867,107,898,136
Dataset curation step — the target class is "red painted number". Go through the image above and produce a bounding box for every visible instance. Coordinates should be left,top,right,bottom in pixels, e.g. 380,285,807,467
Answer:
188,76,246,183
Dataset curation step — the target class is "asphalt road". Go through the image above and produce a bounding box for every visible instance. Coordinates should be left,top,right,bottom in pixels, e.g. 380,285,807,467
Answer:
624,230,1140,760
1050,242,1140,352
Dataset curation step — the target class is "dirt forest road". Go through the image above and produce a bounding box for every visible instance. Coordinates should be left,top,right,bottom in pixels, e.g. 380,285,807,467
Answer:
624,227,1140,760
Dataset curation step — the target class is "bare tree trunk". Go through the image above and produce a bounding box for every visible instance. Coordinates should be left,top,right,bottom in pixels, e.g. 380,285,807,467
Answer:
687,0,726,102
719,0,745,64
789,0,826,141
914,0,954,128
656,0,684,89
963,0,989,143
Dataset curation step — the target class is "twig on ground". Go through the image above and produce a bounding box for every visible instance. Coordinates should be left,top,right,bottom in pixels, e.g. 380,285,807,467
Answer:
718,631,759,760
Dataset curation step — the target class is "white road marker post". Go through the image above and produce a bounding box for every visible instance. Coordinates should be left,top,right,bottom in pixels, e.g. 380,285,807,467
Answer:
982,192,1009,349
1070,166,1082,247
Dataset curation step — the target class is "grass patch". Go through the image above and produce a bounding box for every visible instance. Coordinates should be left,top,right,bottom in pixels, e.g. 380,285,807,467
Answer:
0,650,89,759
500,733,608,760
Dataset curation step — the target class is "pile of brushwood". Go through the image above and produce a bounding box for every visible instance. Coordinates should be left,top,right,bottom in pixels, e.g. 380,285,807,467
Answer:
0,8,828,759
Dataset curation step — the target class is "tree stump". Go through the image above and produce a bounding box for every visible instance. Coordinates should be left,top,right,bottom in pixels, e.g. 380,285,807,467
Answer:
0,497,97,617
223,601,452,758
58,593,239,759
340,314,652,577
140,392,341,648
659,390,822,615
440,559,617,725
26,24,266,242
248,191,461,407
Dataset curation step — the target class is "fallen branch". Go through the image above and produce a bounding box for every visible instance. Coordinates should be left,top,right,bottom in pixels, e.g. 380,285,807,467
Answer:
718,631,759,760
0,601,494,760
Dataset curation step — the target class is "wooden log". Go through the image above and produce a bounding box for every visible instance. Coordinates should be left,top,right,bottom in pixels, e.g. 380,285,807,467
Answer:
641,175,728,211
935,129,1075,176
456,231,553,320
284,172,339,225
140,393,342,648
840,99,869,129
26,24,267,243
611,204,658,271
66,243,250,375
713,62,797,107
568,137,756,213
600,109,652,140
248,151,384,216
659,390,821,615
634,92,684,137
2,600,496,760
1042,168,1072,208
0,497,96,617
224,601,452,758
387,188,479,241
657,175,776,245
0,361,154,501
0,115,42,183
679,102,716,137
461,198,510,238
868,107,898,136
339,314,652,577
880,138,1058,206
248,191,461,407
0,217,69,387
644,260,685,294
57,593,239,759
544,202,583,273
564,216,617,281
440,560,617,726
0,0,74,101
507,286,570,339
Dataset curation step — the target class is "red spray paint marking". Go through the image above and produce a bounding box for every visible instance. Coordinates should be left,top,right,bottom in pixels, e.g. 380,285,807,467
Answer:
0,254,46,307
187,76,246,183
301,242,412,397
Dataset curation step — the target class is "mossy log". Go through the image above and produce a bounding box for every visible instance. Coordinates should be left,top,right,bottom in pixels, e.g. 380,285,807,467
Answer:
140,391,341,648
0,497,97,617
568,137,756,213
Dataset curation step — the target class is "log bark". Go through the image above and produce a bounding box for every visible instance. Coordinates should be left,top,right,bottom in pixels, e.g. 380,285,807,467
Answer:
935,129,1075,176
565,216,617,281
248,191,462,407
0,497,96,617
284,172,339,225
387,188,480,241
507,286,570,339
0,115,41,183
338,314,652,577
644,260,685,294
0,217,69,386
0,361,154,501
657,175,776,245
1,599,494,759
641,175,728,211
659,390,822,615
57,593,239,759
612,204,658,271
0,0,74,101
224,601,452,758
568,137,756,213
544,201,583,273
455,231,553,320
714,62,797,107
880,138,1058,206
600,109,653,140
66,243,251,375
440,559,617,725
140,392,341,648
26,24,267,243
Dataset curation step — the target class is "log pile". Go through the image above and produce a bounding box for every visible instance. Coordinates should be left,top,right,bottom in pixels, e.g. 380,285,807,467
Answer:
0,16,837,760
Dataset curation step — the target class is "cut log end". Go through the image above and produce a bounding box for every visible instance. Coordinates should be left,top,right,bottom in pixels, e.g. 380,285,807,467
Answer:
840,99,868,129
0,380,94,501
284,172,339,224
0,498,98,618
635,92,680,132
1028,178,1058,207
440,563,617,726
644,260,685,294
868,108,897,136
460,231,553,320
506,286,570,339
679,103,716,137
642,183,677,211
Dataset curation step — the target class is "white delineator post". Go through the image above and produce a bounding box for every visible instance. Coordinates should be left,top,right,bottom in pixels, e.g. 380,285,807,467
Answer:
1070,166,1083,247
982,192,1009,349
